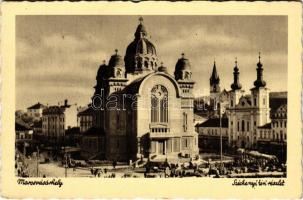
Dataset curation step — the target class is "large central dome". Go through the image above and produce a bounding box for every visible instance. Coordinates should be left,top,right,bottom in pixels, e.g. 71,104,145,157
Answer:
124,17,158,73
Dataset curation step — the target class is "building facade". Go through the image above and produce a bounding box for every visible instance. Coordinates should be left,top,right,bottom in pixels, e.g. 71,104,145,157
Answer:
42,106,66,144
226,56,270,149
88,18,199,161
77,106,95,133
27,102,46,118
195,118,229,152
41,100,78,145
196,55,287,158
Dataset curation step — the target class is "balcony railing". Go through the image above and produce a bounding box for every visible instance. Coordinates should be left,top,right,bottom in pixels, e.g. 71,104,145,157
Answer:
149,123,170,137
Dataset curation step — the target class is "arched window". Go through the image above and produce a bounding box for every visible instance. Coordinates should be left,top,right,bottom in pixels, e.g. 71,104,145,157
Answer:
144,61,149,68
241,120,245,132
247,122,250,131
151,85,168,123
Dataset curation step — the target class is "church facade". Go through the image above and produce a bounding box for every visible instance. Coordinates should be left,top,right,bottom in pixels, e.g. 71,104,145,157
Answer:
226,56,271,149
196,54,279,151
89,18,199,161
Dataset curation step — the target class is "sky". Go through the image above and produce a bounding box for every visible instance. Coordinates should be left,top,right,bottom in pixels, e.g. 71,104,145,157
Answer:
16,15,287,110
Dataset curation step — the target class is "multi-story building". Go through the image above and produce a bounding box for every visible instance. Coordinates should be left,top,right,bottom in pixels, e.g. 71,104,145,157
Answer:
257,103,287,161
271,104,287,143
41,100,77,145
32,120,42,140
77,106,94,133
27,102,46,118
42,106,65,144
86,17,199,161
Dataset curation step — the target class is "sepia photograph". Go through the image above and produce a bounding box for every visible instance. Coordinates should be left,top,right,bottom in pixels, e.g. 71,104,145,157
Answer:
15,15,288,179
1,1,302,198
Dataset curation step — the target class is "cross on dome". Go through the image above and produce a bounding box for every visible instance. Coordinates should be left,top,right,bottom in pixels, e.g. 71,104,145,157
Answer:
139,16,144,24
115,49,118,55
258,52,261,62
181,53,185,58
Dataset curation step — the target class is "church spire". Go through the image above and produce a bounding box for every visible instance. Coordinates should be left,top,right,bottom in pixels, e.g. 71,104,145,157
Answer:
231,57,242,90
210,61,220,85
210,60,220,93
253,52,266,88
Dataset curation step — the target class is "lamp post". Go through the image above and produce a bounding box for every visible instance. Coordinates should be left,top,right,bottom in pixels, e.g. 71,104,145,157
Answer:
218,97,223,174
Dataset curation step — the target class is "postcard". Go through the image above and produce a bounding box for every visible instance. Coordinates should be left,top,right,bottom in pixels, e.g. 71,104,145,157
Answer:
1,1,302,198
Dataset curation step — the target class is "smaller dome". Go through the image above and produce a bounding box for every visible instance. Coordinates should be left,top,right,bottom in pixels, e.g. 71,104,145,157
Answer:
108,49,124,68
97,60,109,80
158,62,167,73
175,53,191,72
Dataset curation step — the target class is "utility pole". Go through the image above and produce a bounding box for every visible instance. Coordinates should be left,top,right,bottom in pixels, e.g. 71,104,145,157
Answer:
65,153,67,177
36,146,39,177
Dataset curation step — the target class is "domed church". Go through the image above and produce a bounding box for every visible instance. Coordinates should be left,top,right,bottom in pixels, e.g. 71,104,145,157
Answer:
90,17,199,161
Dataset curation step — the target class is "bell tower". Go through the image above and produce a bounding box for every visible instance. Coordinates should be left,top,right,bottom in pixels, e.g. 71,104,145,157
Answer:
250,52,270,126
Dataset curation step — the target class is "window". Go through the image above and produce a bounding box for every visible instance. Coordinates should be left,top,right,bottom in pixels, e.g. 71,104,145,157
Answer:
231,100,233,107
254,121,257,126
173,138,180,152
247,122,250,131
263,98,266,105
254,98,257,106
151,85,168,123
182,137,191,149
167,139,172,153
183,112,188,131
116,112,120,130
241,120,245,132
284,121,287,127
144,60,148,68
237,121,240,132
